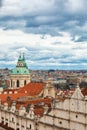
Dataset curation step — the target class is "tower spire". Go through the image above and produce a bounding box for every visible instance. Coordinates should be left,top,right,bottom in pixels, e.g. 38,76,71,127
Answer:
23,52,25,60
18,51,22,60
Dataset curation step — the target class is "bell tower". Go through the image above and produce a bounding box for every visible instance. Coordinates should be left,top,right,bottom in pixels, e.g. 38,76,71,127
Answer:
9,53,30,89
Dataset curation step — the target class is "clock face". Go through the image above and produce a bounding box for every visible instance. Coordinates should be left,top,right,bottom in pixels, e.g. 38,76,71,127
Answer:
18,63,23,66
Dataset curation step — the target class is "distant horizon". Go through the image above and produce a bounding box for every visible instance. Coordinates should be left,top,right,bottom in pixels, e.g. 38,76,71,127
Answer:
1,67,87,71
0,0,87,70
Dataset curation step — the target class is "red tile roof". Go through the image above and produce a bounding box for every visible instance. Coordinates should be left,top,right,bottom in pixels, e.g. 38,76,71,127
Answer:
0,93,29,103
17,98,52,105
0,82,52,117
34,108,44,116
18,82,45,96
16,97,52,115
81,87,87,96
16,98,52,110
0,82,46,106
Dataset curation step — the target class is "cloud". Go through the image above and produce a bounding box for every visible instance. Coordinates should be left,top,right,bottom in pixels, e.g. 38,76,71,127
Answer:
0,0,55,16
0,0,87,36
0,0,87,69
65,0,87,14
0,28,87,69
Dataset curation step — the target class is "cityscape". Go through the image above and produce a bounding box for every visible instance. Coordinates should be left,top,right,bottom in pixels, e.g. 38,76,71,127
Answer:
0,53,86,130
0,0,87,130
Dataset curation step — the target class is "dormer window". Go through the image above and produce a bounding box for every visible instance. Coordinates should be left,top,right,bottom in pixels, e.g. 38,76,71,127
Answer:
17,70,19,73
12,117,14,122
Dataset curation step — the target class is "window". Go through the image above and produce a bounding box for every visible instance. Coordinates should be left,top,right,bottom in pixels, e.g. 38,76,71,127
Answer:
17,70,19,73
17,80,19,87
12,117,14,122
16,128,19,130
76,115,78,118
30,124,31,129
11,80,12,87
24,80,26,86
36,123,38,126
17,123,19,126
18,63,23,66
59,121,62,124
22,125,24,128
6,119,8,121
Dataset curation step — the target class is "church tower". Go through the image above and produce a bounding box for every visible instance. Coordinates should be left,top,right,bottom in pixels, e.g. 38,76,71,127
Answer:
10,53,30,89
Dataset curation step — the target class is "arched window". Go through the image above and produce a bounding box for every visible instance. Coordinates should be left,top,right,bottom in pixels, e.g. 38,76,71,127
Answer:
24,80,26,86
30,124,31,129
17,80,19,87
11,80,12,87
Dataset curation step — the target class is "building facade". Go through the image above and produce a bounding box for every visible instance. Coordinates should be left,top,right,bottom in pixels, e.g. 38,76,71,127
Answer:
0,85,87,130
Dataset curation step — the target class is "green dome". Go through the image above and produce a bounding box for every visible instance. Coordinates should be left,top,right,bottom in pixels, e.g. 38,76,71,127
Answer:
10,53,30,75
10,67,29,75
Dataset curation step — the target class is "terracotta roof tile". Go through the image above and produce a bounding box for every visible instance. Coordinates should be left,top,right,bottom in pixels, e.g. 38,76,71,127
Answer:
0,93,28,103
16,98,52,111
16,98,52,115
81,87,87,96
34,108,44,116
18,82,45,96
17,98,52,106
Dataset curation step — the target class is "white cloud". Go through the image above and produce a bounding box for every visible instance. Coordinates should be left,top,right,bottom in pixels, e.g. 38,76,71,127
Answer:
66,0,87,14
0,0,87,69
0,28,87,69
0,0,55,16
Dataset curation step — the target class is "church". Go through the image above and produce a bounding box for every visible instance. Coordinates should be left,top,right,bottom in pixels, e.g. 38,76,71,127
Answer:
0,54,86,130
10,53,30,88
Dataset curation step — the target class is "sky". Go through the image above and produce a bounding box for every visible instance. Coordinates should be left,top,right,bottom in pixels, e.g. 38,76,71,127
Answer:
0,0,87,70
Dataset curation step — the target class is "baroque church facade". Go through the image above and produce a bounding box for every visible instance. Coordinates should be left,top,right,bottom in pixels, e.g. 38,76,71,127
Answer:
0,54,86,130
